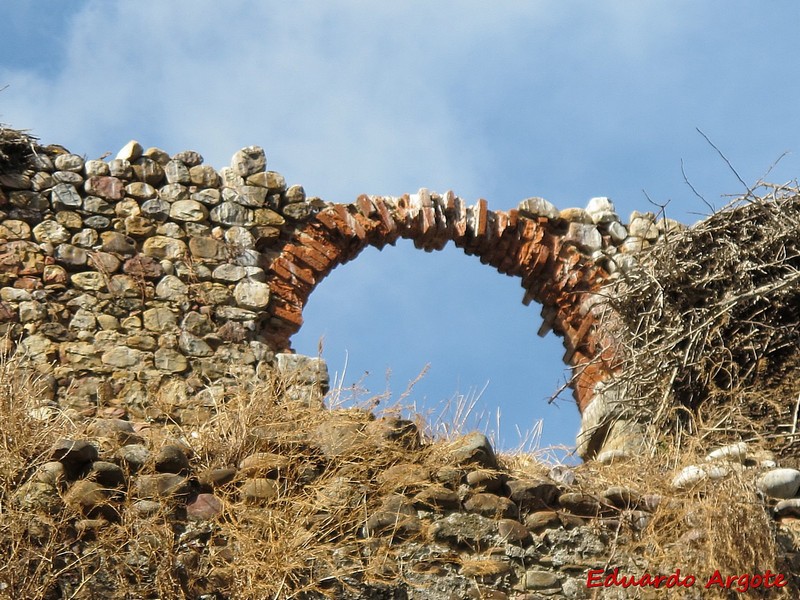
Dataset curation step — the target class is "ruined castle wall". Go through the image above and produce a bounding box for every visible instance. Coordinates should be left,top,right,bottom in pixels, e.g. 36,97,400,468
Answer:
1,135,799,599
0,138,681,457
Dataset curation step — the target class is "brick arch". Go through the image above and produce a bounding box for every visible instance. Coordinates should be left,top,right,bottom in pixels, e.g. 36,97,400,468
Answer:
264,190,618,414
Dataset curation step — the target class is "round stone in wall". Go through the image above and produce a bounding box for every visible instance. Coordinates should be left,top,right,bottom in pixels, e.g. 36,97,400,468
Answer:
0,220,31,240
235,185,268,208
125,182,157,200
142,236,188,261
170,199,208,222
51,182,83,208
55,244,88,267
212,264,248,282
116,140,143,162
84,176,125,201
84,159,110,177
33,221,70,244
71,272,106,291
165,160,191,184
54,153,85,172
210,201,254,226
518,197,558,220
154,348,188,373
231,146,267,177
233,279,270,309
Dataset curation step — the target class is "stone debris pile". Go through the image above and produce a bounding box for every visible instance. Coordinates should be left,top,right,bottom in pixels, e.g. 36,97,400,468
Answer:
10,392,800,598
671,441,800,519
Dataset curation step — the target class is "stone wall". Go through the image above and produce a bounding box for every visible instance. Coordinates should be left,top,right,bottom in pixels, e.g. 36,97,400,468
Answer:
0,137,689,459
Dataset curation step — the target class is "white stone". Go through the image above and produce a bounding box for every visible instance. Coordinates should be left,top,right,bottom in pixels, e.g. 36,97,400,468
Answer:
586,197,615,213
705,441,748,463
219,167,245,189
628,216,659,240
757,468,800,499
165,160,191,184
84,159,110,177
705,464,733,480
69,309,96,330
142,236,188,261
0,287,31,302
236,185,268,208
0,220,31,240
233,279,270,309
102,347,150,369
216,306,257,321
564,222,602,253
231,146,267,177
244,266,266,281
620,236,645,253
191,188,221,206
51,182,83,208
518,197,558,220
610,253,636,274
143,307,177,332
210,202,254,226
154,348,188,373
225,226,255,249
156,222,185,239
586,197,619,224
18,335,56,361
116,140,143,162
596,449,632,464
606,221,628,244
53,154,84,172
212,264,248,282
19,301,46,322
233,248,262,267
125,182,157,200
671,465,707,490
109,159,132,178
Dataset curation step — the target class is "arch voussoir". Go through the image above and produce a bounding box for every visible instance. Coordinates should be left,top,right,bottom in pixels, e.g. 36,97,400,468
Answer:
264,190,622,448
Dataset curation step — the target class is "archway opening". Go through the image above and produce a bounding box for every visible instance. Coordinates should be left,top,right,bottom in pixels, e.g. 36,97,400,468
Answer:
290,239,580,457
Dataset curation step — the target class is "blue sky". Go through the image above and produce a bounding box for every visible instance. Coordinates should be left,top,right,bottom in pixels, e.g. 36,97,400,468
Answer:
2,2,800,455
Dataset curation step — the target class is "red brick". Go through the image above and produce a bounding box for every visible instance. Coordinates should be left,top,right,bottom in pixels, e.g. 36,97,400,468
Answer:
315,209,345,233
271,257,316,287
476,199,488,237
284,243,331,273
372,198,397,235
268,278,306,307
355,194,375,217
351,212,374,240
270,302,304,328
298,231,342,262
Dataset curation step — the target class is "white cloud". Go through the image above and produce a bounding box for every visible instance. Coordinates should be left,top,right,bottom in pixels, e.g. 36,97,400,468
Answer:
0,1,706,202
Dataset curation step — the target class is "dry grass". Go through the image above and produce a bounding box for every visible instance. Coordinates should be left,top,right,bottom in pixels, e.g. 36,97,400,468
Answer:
0,334,794,597
0,355,455,598
572,442,783,595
